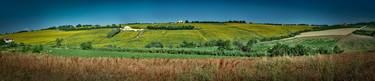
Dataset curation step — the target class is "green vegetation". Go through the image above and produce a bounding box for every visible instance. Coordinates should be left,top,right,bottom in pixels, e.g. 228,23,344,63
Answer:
146,25,195,30
47,48,227,58
145,41,164,48
55,38,64,47
46,24,121,31
80,42,93,50
0,23,313,48
2,22,374,58
31,45,44,53
106,28,121,38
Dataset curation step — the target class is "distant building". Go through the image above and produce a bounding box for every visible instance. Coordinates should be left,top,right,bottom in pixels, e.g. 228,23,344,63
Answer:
3,38,14,43
120,26,144,32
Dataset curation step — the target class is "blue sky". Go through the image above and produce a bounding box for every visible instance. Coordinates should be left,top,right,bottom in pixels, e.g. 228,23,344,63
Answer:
1,0,375,33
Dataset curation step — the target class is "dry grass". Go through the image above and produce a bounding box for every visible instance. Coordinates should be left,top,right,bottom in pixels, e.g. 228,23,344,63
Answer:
1,52,375,81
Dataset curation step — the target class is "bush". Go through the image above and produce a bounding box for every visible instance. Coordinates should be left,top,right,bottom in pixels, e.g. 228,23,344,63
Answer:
217,40,232,51
107,28,121,38
317,47,330,54
246,39,258,47
179,41,198,48
268,44,311,56
145,41,164,48
292,44,310,56
55,38,64,48
268,43,290,56
80,42,93,50
333,45,344,54
21,46,31,53
0,40,5,46
32,45,44,53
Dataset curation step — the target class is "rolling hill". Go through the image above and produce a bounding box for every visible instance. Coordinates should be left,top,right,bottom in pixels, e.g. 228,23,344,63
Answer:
0,23,313,48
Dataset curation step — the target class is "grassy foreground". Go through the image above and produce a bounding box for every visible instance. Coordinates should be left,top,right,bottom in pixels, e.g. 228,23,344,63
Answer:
1,52,374,81
47,48,228,58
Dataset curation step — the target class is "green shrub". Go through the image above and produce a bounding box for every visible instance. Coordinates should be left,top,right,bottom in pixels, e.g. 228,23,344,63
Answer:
333,45,343,54
32,45,44,53
21,45,31,53
80,42,93,50
55,38,64,48
317,47,330,54
179,41,198,48
107,28,121,38
145,41,164,48
268,43,290,56
0,40,5,46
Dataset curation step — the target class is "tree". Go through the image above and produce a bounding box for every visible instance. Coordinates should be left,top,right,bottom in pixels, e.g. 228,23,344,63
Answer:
294,44,309,56
107,28,121,38
145,41,164,48
32,45,44,53
268,43,290,56
333,45,343,54
0,40,5,46
55,38,64,48
247,39,258,47
217,40,232,51
80,42,93,50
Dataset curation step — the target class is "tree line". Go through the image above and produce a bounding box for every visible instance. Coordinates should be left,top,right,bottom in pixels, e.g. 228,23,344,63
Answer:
45,24,123,31
146,25,195,30
267,43,343,56
188,20,247,23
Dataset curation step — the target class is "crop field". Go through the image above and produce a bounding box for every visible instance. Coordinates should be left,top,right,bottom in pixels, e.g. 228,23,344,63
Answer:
294,28,359,38
1,52,374,81
0,23,313,48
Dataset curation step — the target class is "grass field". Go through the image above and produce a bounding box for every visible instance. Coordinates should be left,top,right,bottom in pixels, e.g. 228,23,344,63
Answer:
0,23,313,48
1,52,374,81
46,48,228,58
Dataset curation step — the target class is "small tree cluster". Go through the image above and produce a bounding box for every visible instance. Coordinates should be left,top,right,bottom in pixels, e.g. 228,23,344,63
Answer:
268,43,344,56
178,41,199,48
106,28,121,38
80,42,93,50
55,38,64,48
32,45,44,53
145,41,164,48
46,24,122,31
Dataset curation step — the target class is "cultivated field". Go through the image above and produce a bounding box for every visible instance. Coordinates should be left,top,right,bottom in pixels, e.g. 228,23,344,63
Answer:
294,28,359,38
1,52,374,81
0,23,312,48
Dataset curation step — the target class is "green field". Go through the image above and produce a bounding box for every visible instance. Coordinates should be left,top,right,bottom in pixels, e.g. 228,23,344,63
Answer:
0,23,312,48
46,48,230,58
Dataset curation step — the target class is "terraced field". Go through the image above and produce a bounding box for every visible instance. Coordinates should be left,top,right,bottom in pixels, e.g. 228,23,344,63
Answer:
0,23,312,48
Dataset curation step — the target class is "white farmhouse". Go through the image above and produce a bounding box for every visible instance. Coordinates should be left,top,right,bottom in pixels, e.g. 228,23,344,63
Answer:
120,26,144,32
3,38,14,43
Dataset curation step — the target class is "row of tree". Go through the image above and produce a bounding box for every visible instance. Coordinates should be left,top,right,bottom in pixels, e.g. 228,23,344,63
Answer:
46,24,122,31
146,25,195,30
188,20,247,23
106,29,121,38
267,43,343,56
145,39,259,52
99,48,251,56
0,41,44,53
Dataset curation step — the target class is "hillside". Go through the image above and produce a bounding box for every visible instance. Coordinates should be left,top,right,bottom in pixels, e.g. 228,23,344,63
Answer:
0,23,313,48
